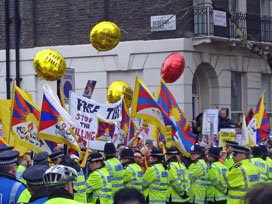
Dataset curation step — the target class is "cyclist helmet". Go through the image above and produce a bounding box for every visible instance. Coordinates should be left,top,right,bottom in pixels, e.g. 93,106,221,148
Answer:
43,165,76,186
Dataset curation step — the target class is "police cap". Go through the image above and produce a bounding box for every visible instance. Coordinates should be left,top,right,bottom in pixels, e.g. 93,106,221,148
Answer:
33,151,49,165
208,147,222,158
120,147,134,159
150,148,164,157
104,141,116,156
88,152,104,163
190,144,204,154
23,165,48,186
0,150,19,166
0,146,13,153
49,150,65,160
166,146,179,155
252,145,267,157
232,144,250,154
225,140,238,147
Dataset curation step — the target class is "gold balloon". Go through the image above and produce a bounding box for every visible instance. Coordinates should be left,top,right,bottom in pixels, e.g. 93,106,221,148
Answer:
33,49,66,81
107,81,133,108
90,21,121,51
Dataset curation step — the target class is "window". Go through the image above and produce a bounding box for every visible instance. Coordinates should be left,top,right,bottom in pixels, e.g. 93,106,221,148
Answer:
229,0,239,12
231,72,243,123
261,74,272,112
261,0,271,16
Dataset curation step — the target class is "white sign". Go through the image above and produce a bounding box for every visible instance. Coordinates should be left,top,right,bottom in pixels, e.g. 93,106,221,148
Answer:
202,109,219,135
213,10,227,27
61,68,75,104
151,15,176,31
69,92,122,150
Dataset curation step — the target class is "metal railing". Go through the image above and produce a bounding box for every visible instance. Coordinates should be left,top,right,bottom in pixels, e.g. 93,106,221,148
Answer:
194,6,272,43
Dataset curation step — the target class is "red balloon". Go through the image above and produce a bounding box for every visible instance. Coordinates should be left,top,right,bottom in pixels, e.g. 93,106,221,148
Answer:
161,53,185,83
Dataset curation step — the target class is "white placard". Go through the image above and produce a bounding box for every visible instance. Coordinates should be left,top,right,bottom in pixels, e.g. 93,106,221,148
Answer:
213,10,227,27
151,15,176,31
69,92,122,150
202,109,219,135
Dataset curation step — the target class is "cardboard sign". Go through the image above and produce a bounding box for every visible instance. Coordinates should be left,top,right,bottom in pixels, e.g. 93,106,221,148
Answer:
202,109,219,135
219,128,236,151
61,68,75,104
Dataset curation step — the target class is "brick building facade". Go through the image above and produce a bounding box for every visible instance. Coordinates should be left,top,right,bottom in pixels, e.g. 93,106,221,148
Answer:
1,0,272,124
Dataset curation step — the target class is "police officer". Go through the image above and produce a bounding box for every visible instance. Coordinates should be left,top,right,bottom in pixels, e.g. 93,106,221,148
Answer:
143,147,168,204
166,146,190,204
86,152,112,204
43,165,81,204
224,141,238,170
0,150,26,204
49,150,65,165
220,144,261,204
22,165,49,203
120,147,143,191
104,141,124,194
61,154,87,203
251,145,268,182
265,144,272,182
33,151,49,166
188,144,209,204
207,147,227,204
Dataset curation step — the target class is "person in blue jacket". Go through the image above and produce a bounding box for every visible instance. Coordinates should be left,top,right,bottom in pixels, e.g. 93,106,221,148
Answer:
0,149,26,204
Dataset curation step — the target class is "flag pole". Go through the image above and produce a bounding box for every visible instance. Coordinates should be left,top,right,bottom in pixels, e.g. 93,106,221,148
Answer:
57,79,68,155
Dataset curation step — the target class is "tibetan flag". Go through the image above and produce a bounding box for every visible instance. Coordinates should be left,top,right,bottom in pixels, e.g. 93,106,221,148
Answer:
131,77,169,135
157,79,196,156
0,137,8,149
248,93,270,145
96,118,115,141
245,107,254,126
38,84,81,152
11,84,54,154
121,98,130,137
128,120,140,147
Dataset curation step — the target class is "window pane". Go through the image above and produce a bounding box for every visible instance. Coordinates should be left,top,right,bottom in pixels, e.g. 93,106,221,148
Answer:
231,72,242,111
261,74,271,112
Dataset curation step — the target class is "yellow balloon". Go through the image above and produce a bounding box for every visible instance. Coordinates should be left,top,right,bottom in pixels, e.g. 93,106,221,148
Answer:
33,49,66,81
90,21,121,51
107,81,133,108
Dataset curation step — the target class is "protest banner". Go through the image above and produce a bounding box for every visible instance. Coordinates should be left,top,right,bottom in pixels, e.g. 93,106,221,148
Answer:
202,109,219,135
219,128,236,151
69,92,122,150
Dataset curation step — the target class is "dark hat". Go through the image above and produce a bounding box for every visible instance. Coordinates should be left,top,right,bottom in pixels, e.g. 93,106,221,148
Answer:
33,152,49,165
0,146,13,153
120,147,134,159
150,148,164,157
166,147,179,155
104,141,116,156
49,150,65,160
232,144,250,154
23,165,48,186
146,139,153,145
0,150,19,166
252,145,267,157
88,152,104,163
225,140,238,147
61,155,80,172
208,147,222,158
190,144,204,154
